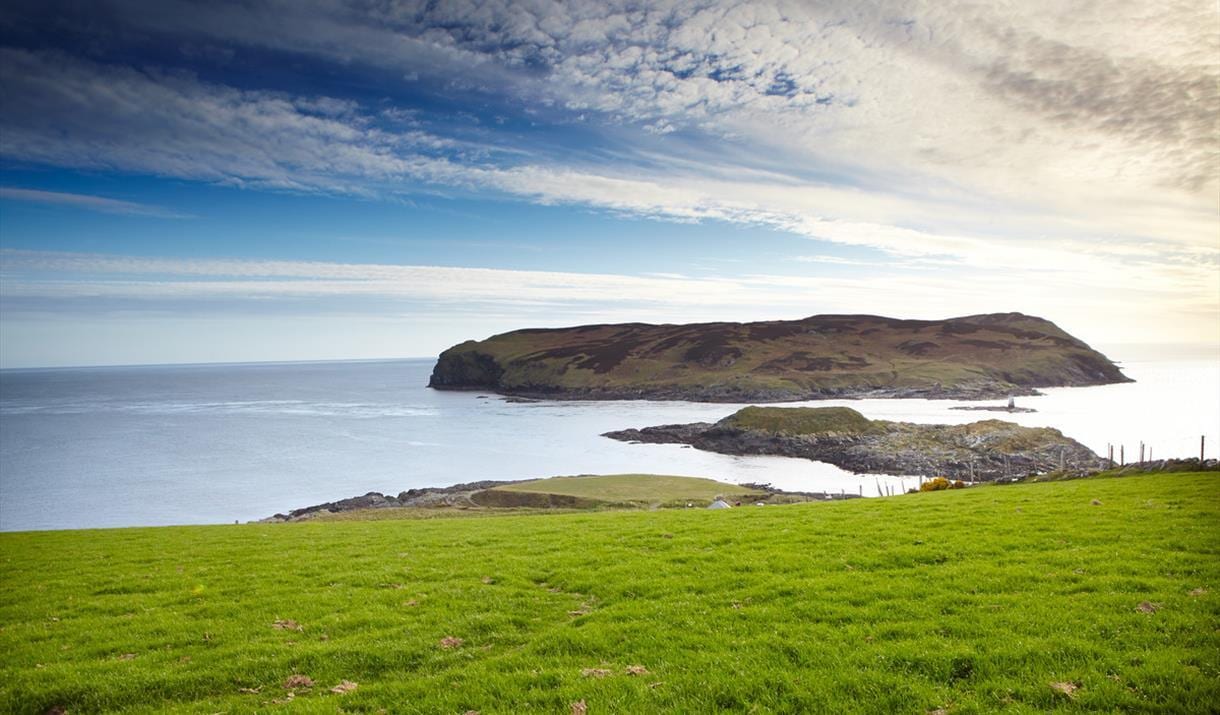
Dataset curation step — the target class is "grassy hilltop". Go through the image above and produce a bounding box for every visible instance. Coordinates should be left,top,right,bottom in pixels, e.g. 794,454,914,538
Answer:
428,312,1130,402
2,473,1218,713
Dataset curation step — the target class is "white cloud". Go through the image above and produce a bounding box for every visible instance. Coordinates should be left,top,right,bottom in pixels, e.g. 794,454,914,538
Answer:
0,187,191,218
8,1,1215,208
0,49,478,195
794,255,869,266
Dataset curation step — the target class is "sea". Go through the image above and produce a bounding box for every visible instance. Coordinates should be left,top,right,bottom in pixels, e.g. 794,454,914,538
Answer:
1,348,1217,531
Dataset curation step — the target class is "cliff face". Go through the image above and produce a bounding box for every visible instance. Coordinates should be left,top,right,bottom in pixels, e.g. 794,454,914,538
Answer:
603,406,1102,480
429,312,1130,402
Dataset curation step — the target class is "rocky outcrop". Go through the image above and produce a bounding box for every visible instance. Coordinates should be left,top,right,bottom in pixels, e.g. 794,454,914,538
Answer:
263,480,521,522
604,406,1101,480
262,476,863,522
429,312,1129,402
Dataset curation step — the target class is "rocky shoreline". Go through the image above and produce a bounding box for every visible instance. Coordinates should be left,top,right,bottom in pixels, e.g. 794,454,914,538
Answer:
261,480,522,522
604,406,1101,481
263,478,860,523
455,382,1045,403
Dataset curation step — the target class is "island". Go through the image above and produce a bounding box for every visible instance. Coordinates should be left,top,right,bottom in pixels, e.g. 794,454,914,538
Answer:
603,406,1101,480
429,312,1129,402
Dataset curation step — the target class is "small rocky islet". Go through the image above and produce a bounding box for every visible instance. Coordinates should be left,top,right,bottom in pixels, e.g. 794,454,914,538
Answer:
604,406,1101,481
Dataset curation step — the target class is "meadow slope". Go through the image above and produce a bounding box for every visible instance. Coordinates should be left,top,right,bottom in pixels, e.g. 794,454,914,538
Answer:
1,473,1217,713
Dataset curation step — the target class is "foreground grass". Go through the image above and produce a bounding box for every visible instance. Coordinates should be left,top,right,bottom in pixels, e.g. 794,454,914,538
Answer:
1,473,1217,713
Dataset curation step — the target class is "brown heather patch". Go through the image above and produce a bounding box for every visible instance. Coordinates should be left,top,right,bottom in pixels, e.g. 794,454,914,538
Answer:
283,674,313,689
1050,681,1079,698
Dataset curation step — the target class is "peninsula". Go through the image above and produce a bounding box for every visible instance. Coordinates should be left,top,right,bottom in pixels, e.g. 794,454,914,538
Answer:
429,312,1129,402
262,474,850,522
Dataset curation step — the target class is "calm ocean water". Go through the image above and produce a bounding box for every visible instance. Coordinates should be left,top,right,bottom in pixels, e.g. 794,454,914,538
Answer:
2,351,1217,531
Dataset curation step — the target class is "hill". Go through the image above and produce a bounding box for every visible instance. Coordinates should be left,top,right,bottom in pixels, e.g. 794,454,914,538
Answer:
429,312,1129,402
2,473,1216,713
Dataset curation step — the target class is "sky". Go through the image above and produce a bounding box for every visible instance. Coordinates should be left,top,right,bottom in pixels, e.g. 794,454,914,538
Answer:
0,0,1216,368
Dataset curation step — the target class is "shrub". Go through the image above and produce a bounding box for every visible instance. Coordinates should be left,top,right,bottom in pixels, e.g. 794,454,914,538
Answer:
920,477,951,492
951,480,967,489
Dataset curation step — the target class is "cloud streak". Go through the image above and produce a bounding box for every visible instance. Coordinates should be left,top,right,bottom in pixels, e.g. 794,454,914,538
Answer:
0,187,191,218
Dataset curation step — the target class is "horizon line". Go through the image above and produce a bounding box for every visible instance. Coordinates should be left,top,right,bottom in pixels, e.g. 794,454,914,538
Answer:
2,340,1219,372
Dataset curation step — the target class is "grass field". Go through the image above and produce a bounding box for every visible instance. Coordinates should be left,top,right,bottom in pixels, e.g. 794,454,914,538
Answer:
1,473,1217,713
491,474,753,505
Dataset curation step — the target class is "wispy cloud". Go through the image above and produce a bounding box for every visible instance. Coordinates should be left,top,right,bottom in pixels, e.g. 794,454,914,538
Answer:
1,41,1213,266
2,249,1215,346
0,49,438,195
23,0,1209,204
0,187,192,218
794,255,870,266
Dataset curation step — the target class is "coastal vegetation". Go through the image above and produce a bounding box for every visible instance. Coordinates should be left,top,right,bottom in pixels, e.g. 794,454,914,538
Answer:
266,475,783,522
720,405,878,435
2,472,1217,713
429,312,1130,402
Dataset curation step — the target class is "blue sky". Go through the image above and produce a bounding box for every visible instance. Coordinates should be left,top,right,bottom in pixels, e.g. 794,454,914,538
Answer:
0,0,1216,367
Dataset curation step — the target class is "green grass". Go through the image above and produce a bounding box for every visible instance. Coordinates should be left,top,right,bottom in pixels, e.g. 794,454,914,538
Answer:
492,474,751,505
305,506,590,523
721,405,877,435
2,473,1218,713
